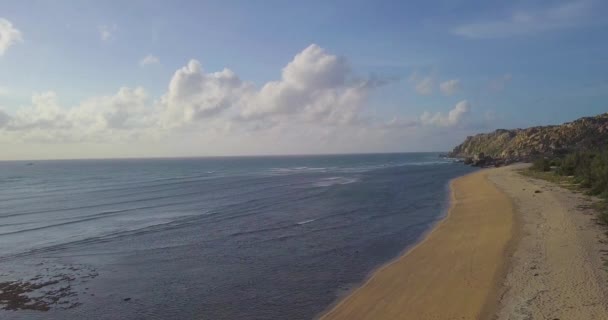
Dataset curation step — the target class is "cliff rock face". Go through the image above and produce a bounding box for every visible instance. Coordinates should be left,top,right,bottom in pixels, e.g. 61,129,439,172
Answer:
449,113,608,159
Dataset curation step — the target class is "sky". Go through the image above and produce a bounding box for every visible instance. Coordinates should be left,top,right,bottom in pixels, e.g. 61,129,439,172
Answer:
0,0,607,160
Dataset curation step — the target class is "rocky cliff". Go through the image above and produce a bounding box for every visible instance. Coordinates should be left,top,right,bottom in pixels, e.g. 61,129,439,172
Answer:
449,113,608,160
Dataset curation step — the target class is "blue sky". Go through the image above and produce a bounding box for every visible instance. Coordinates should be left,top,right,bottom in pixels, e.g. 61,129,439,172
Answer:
0,0,607,159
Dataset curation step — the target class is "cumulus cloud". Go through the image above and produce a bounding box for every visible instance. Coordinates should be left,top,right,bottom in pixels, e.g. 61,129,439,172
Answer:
409,72,434,95
382,100,473,130
9,92,69,131
420,100,471,127
139,54,160,67
440,79,460,96
0,44,476,157
2,44,375,143
0,18,22,56
159,44,371,129
76,87,152,129
452,0,597,39
240,44,365,126
2,87,158,144
161,60,251,126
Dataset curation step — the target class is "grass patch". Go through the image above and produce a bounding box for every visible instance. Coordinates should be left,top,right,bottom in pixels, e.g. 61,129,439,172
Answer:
518,169,576,189
593,201,608,227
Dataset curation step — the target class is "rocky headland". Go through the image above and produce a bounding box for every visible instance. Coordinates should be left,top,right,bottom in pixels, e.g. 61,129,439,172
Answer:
448,113,608,167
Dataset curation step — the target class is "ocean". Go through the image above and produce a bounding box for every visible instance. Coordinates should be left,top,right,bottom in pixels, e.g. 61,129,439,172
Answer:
0,153,475,320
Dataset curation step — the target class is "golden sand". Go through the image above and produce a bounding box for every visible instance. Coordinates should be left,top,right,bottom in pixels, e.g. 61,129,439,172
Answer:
320,169,514,320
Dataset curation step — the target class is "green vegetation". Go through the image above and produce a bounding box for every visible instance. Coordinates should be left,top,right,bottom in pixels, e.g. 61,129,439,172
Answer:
555,151,608,197
530,158,551,172
527,150,608,225
519,168,573,186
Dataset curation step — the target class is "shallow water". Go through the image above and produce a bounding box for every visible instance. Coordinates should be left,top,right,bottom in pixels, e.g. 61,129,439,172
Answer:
0,153,475,319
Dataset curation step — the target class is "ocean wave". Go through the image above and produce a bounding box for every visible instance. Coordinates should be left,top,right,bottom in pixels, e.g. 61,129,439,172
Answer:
313,177,359,187
402,160,456,166
263,159,455,177
267,167,329,175
296,219,317,225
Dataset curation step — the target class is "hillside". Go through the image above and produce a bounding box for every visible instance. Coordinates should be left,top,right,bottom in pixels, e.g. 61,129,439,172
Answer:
449,113,608,160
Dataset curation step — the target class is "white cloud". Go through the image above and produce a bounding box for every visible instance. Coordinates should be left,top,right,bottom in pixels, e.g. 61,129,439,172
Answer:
139,54,160,67
99,25,117,41
2,44,373,142
409,72,434,95
420,100,471,127
0,18,22,56
440,79,460,96
0,44,478,158
9,92,69,131
75,87,152,130
2,87,158,144
239,44,364,126
161,59,251,126
452,0,596,39
159,44,370,130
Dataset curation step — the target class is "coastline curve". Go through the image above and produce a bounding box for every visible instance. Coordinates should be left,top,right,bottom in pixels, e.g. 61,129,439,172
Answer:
320,168,515,320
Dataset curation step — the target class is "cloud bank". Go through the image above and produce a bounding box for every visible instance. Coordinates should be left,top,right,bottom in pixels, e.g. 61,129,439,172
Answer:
0,44,476,158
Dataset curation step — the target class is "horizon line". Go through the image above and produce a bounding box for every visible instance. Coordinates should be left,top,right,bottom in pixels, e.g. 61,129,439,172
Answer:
0,151,449,163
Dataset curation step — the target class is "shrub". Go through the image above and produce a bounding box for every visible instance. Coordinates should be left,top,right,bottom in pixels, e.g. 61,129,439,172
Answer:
557,153,577,175
553,150,608,198
531,150,608,228
549,158,562,167
531,158,551,172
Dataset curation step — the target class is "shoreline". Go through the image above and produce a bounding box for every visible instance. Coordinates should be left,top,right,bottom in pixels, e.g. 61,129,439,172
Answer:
480,176,522,320
314,173,465,319
320,168,515,320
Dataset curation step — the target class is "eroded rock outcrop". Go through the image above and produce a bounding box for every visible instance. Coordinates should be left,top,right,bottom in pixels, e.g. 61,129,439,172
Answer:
449,113,608,162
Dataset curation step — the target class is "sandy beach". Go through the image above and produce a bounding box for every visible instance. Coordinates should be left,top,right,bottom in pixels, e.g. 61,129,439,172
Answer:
320,168,514,320
492,164,608,319
321,164,608,320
